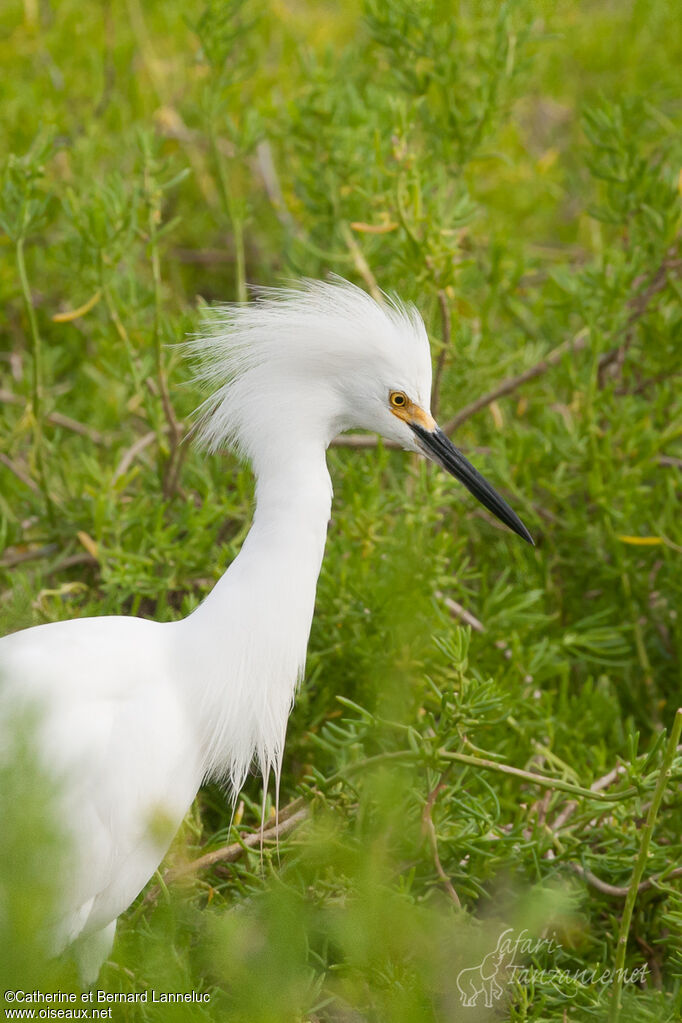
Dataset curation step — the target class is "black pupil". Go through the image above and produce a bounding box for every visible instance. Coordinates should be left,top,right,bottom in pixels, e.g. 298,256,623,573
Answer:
394,394,404,405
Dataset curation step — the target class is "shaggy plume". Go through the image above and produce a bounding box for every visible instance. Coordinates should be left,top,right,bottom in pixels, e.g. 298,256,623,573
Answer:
185,276,430,459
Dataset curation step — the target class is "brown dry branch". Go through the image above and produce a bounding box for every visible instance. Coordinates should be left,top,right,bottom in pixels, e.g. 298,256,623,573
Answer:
421,775,461,908
0,544,58,569
332,432,401,449
111,430,158,484
0,387,105,444
111,420,187,495
597,252,682,387
431,290,451,419
615,369,682,398
45,410,105,444
570,862,682,899
0,452,40,494
441,329,589,436
163,443,188,499
533,788,554,829
340,223,383,305
548,764,626,834
254,140,354,271
539,761,682,900
255,140,297,235
0,547,98,587
143,798,308,907
155,108,235,160
436,589,485,633
160,397,186,499
635,935,663,991
172,247,235,265
143,135,187,502
46,552,98,576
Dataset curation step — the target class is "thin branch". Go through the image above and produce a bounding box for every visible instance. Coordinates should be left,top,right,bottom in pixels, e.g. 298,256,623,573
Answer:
111,424,187,487
174,804,307,878
570,862,682,899
254,141,353,267
0,388,104,443
142,799,307,907
431,290,451,418
0,545,97,576
46,410,105,444
615,369,682,398
0,544,58,569
598,254,682,385
255,139,297,234
15,236,54,522
207,117,247,305
326,747,672,804
436,589,485,633
171,247,234,265
340,223,383,305
143,149,185,500
635,935,663,991
421,775,461,908
442,329,589,436
609,708,682,1023
46,552,98,576
0,451,40,494
332,433,399,449
549,765,626,833
101,280,144,393
111,430,157,483
439,748,678,803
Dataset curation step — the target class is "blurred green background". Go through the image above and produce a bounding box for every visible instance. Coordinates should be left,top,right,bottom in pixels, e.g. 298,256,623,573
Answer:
1,1,681,1020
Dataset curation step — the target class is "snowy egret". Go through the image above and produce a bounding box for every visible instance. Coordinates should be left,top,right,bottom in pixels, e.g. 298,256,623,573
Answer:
0,278,532,981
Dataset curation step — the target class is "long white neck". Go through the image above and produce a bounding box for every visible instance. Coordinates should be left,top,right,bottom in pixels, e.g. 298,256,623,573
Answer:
178,441,333,793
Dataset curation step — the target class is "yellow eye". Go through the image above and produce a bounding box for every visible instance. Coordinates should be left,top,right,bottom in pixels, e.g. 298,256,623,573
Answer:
390,391,408,409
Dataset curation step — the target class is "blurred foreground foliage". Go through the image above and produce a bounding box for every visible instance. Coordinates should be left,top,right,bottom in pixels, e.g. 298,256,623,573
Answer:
1,0,681,1020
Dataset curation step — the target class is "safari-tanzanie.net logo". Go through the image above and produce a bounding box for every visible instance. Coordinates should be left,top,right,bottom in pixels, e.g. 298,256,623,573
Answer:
455,927,648,1009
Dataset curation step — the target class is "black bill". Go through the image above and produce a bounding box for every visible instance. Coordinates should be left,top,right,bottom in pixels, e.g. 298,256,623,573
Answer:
411,424,534,545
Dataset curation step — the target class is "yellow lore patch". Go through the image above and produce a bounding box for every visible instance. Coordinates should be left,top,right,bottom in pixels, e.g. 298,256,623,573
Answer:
389,392,436,432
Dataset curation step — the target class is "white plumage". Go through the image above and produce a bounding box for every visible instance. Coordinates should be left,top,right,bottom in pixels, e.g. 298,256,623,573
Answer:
0,278,531,981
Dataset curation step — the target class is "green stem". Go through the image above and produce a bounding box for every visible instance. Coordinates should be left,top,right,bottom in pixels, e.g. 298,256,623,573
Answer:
325,747,677,805
439,750,640,802
608,708,682,1023
149,228,163,382
145,167,182,497
16,237,54,523
100,265,143,393
231,206,246,306
209,123,247,304
153,867,171,905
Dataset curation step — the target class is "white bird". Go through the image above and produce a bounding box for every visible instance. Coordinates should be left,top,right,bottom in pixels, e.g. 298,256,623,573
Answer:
0,278,531,981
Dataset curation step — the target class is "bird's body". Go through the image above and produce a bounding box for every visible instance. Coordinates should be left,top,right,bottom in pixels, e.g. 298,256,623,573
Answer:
0,448,331,974
1,616,203,951
0,279,531,980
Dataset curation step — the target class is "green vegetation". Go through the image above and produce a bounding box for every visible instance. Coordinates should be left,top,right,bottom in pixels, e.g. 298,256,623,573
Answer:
1,1,681,1020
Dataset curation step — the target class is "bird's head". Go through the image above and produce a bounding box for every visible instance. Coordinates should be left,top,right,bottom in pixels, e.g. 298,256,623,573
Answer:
188,277,532,543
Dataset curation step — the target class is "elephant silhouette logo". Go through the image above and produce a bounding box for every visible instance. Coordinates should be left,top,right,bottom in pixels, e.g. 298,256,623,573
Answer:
456,928,519,1008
